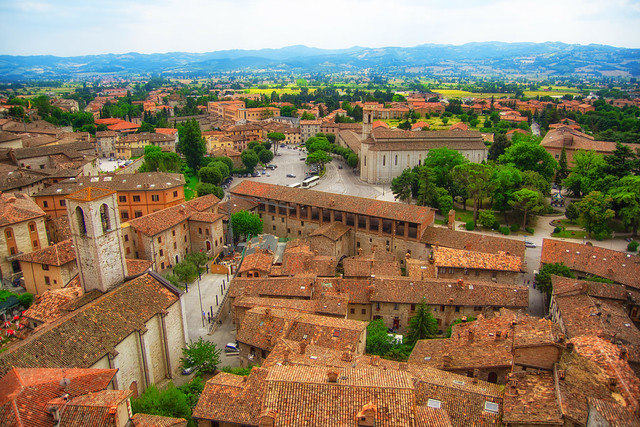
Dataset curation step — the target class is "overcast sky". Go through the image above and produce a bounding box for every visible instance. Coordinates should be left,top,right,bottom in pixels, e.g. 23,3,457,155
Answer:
1,0,639,56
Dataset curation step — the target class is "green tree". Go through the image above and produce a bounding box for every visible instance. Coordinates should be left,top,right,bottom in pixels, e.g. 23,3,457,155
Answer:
576,191,615,239
209,161,230,180
301,111,315,121
555,146,569,190
346,153,358,168
391,169,415,204
423,148,467,195
610,176,640,236
509,188,545,229
416,166,438,207
488,133,511,161
181,337,221,373
563,150,606,197
231,211,263,241
173,261,197,284
404,299,438,347
199,165,223,186
241,150,259,171
490,165,522,221
259,149,274,164
603,143,637,178
213,156,234,172
522,170,551,196
499,137,557,181
177,119,206,171
478,210,497,229
196,183,223,199
185,252,209,270
131,383,191,420
535,263,575,298
306,150,332,168
565,202,579,221
437,193,454,220
365,319,393,355
452,163,494,223
446,316,477,338
267,132,286,155
305,136,332,153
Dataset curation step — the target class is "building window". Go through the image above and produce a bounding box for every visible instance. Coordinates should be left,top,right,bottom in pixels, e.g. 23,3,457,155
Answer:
100,203,111,233
134,211,142,218
151,194,159,202
383,155,386,166
5,229,12,240
361,308,366,315
395,155,397,165
474,306,482,312
157,237,162,243
298,230,301,235
440,306,445,312
126,247,130,255
121,211,129,220
42,264,49,271
199,228,203,234
394,303,399,310
184,236,187,242
206,229,210,235
29,223,35,232
59,199,66,207
350,308,355,315
159,249,164,256
172,230,176,236
455,306,460,312
174,242,177,249
410,304,416,312
119,196,127,203
124,234,129,242
376,302,380,311
44,276,50,285
43,201,48,208
133,195,141,202
173,190,178,197
161,262,165,269
32,240,39,249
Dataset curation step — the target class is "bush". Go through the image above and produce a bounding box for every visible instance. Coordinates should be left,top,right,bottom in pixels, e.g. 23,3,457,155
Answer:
510,224,520,232
478,210,496,229
465,220,475,231
565,202,579,221
628,240,639,252
17,293,33,308
500,226,510,235
553,226,562,234
525,226,535,234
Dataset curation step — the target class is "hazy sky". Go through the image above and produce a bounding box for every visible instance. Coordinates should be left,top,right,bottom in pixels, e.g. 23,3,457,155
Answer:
1,0,639,56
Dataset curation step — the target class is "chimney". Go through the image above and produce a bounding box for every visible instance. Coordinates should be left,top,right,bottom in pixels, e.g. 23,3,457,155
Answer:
283,349,290,365
566,342,574,353
356,402,377,427
448,209,455,230
327,370,339,383
258,410,277,427
442,354,452,368
341,351,353,362
299,342,307,355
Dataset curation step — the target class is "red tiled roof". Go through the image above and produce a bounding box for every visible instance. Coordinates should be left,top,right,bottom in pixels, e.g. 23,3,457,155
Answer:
126,258,153,276
128,195,219,236
23,285,83,324
0,368,117,426
131,413,188,427
0,192,46,227
422,227,526,259
238,250,274,275
503,370,563,425
230,181,435,225
432,246,522,272
541,239,640,289
15,238,75,266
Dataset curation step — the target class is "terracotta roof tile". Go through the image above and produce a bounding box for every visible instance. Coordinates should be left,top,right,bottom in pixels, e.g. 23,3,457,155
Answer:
131,413,188,427
15,238,75,266
0,273,180,376
433,246,522,272
128,195,219,236
541,239,640,289
422,227,525,259
231,181,435,225
23,285,83,324
503,370,563,425
0,192,45,227
35,173,186,196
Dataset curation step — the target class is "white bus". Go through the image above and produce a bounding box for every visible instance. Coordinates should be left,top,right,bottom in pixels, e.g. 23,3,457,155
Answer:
288,182,301,188
302,176,320,188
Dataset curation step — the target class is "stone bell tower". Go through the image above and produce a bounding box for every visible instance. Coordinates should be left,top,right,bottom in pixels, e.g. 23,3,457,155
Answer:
362,105,375,140
66,187,128,293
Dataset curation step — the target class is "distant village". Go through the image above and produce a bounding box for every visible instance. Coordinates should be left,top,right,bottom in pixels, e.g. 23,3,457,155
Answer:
0,80,639,426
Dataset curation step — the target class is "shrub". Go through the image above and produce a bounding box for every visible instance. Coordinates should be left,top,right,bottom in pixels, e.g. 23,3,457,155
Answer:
510,224,520,232
500,226,510,235
17,293,33,308
553,226,562,234
478,210,496,229
628,240,639,252
465,220,475,231
525,226,535,234
565,202,579,221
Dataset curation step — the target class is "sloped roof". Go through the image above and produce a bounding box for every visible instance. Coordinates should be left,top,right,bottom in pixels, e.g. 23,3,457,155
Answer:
421,227,525,259
432,246,522,272
231,181,435,225
0,273,181,376
0,192,46,226
15,238,75,266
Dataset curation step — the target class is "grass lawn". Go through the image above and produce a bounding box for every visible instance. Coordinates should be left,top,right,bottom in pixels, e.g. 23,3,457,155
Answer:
184,174,198,201
554,219,578,228
453,208,475,224
552,229,587,239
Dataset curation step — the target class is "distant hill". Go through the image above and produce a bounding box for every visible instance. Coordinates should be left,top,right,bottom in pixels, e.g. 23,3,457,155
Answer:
1,42,638,80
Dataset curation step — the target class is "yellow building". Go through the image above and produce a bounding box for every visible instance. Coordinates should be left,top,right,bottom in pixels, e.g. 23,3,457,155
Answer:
0,193,48,286
16,239,77,295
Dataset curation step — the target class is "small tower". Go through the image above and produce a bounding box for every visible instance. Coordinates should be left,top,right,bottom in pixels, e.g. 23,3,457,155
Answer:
362,105,374,140
66,187,128,293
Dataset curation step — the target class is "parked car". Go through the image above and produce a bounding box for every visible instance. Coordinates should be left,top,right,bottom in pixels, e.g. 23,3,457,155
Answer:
252,172,259,177
524,241,537,248
286,173,296,178
225,342,240,353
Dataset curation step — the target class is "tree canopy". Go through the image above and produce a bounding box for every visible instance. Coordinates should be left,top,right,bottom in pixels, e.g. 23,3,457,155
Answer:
404,299,438,346
498,136,557,181
177,119,206,171
231,211,263,241
181,337,221,373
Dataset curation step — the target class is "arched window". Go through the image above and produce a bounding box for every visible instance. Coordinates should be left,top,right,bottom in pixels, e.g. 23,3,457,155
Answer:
395,155,398,166
28,221,40,250
100,203,110,233
4,228,17,256
383,155,386,166
76,207,87,235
